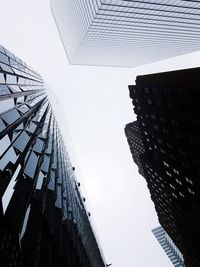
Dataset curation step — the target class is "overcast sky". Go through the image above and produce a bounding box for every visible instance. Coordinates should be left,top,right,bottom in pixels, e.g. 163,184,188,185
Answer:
1,1,200,266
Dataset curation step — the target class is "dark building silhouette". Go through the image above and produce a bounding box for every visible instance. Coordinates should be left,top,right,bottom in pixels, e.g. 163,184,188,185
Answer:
126,68,200,267
125,122,145,177
51,0,200,67
0,45,105,267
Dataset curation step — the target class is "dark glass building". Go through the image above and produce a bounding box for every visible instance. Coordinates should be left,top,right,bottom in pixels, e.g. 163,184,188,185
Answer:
51,0,200,67
0,45,105,267
152,226,185,267
125,122,145,177
126,68,200,267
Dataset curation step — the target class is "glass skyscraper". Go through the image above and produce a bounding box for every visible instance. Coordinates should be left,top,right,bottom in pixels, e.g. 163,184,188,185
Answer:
51,0,200,67
152,226,185,267
0,45,105,267
125,68,200,267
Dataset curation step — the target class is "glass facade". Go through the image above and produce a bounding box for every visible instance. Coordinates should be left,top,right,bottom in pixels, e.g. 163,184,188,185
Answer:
152,226,185,267
0,44,105,267
51,0,200,67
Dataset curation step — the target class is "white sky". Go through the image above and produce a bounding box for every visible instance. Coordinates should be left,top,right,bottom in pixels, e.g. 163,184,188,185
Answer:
1,1,200,266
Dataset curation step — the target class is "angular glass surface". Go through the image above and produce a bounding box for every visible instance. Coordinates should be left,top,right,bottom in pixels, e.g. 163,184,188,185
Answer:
19,204,31,241
0,63,13,73
17,77,25,85
0,134,11,157
0,85,10,95
25,122,37,134
0,118,6,132
33,138,44,154
0,42,106,267
6,74,17,84
2,164,21,214
1,109,21,125
8,85,21,93
0,99,14,115
16,96,24,104
36,171,45,190
17,105,29,114
48,170,55,190
0,46,5,54
13,131,30,152
24,151,38,178
41,155,50,173
0,146,17,171
55,185,62,208
0,53,9,65
0,73,5,83
62,200,68,220
9,58,19,68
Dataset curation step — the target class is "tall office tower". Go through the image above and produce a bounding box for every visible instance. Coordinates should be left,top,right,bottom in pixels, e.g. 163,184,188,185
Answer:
51,0,200,67
125,122,145,177
152,226,185,267
126,68,200,267
0,45,105,267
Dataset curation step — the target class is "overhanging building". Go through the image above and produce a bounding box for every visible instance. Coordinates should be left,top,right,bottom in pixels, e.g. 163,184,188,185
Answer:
0,45,105,267
152,226,185,267
51,0,200,67
126,68,200,267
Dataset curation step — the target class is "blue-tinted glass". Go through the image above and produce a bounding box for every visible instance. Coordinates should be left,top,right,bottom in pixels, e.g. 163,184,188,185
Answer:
41,155,50,173
0,146,17,171
0,73,5,83
17,105,29,114
0,99,14,115
0,85,10,95
48,170,55,190
0,118,6,131
33,138,44,154
36,171,45,190
1,109,21,125
5,74,17,84
24,151,38,178
0,53,9,65
13,131,30,152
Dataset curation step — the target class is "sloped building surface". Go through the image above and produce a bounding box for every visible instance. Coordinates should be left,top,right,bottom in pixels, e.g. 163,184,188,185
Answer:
0,45,105,267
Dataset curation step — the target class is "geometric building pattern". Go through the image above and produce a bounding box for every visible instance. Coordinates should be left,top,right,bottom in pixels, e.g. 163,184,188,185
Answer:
125,122,145,177
0,44,105,267
51,0,200,67
152,226,185,267
126,67,200,267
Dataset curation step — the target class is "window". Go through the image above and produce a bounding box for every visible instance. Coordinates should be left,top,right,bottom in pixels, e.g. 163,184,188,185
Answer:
166,171,172,177
185,177,193,185
24,152,38,178
188,188,195,195
173,168,179,175
163,161,169,167
176,179,182,185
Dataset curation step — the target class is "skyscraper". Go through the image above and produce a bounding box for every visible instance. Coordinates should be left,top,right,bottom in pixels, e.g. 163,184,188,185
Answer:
125,68,200,267
152,226,185,267
51,0,200,67
125,122,145,177
0,45,105,267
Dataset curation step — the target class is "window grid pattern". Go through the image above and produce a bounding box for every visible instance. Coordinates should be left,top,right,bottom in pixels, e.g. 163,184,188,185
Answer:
51,0,200,67
152,226,185,267
126,68,200,267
